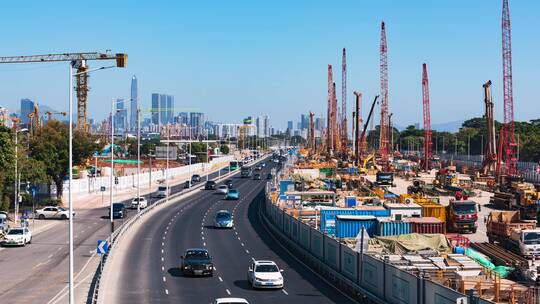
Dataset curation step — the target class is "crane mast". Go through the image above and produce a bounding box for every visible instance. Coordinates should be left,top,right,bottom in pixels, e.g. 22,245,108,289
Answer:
379,21,390,168
422,63,432,171
481,80,497,175
341,48,348,155
502,0,518,176
327,65,334,153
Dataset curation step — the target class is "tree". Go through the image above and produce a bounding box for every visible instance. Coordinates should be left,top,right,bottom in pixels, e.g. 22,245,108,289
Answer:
220,144,230,155
0,126,15,212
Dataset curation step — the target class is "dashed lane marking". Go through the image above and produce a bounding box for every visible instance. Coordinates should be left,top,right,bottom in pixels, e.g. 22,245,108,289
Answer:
165,289,169,295
226,289,231,295
282,289,289,295
218,276,223,282
163,276,166,282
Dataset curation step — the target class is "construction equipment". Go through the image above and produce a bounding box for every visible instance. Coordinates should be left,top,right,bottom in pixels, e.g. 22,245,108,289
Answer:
0,52,127,134
353,91,361,165
359,95,379,164
308,111,315,151
341,48,348,156
501,0,518,176
421,63,433,171
490,181,540,220
446,197,479,234
45,111,67,121
481,80,498,176
27,103,40,137
486,211,540,258
379,21,390,170
326,65,336,154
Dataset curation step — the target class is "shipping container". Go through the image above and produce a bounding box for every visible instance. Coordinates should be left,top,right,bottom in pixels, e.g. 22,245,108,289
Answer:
320,207,390,235
279,180,294,195
421,204,446,223
405,217,445,234
335,215,377,238
345,196,356,208
383,202,422,220
376,218,413,236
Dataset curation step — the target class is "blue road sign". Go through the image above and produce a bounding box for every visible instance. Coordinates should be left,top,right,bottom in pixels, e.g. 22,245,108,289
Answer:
97,240,109,254
100,186,106,192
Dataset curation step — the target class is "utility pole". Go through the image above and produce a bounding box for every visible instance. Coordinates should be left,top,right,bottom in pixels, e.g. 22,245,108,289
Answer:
137,107,141,213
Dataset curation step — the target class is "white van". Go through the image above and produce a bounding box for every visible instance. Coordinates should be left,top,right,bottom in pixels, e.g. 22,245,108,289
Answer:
156,185,169,198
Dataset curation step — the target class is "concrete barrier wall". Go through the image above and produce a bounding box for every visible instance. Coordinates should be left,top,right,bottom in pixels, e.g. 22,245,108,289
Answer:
299,221,310,250
291,219,299,242
385,264,419,304
361,254,385,299
340,245,357,282
424,280,466,304
310,229,324,260
283,214,291,237
324,235,340,270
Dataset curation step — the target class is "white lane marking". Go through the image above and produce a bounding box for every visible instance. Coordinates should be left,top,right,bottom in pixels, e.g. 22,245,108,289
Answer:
162,266,165,271
165,289,169,295
163,236,165,240
161,249,164,254
164,230,167,234
282,289,289,295
226,289,231,295
161,257,164,262
48,254,53,259
163,276,166,282
241,243,244,247
202,236,204,240
246,250,250,254
237,237,240,240
203,242,206,246
218,276,223,282
162,242,164,246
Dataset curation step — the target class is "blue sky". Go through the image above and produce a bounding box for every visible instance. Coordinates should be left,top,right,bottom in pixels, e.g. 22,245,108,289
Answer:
0,0,538,129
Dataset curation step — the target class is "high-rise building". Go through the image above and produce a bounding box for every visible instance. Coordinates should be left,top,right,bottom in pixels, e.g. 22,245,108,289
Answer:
190,112,204,137
176,112,189,125
300,114,309,130
315,117,325,132
20,98,35,126
151,93,174,127
115,99,128,132
287,121,293,131
130,75,138,132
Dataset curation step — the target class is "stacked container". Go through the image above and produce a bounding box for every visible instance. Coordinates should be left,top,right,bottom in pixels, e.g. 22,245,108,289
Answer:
320,206,390,236
405,217,445,234
335,215,377,238
376,218,413,236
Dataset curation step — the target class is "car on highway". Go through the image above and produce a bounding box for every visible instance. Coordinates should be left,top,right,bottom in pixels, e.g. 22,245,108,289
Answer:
109,203,127,219
253,173,261,180
261,162,266,168
247,260,284,289
224,179,234,189
156,185,169,198
217,185,229,194
225,189,239,200
254,165,262,171
181,248,214,276
0,212,9,233
213,298,249,304
35,206,73,220
205,180,217,190
191,174,202,183
266,173,273,180
2,227,32,246
130,197,148,209
214,210,233,228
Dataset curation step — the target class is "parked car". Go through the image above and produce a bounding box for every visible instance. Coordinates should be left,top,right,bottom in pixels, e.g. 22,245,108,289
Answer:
109,203,127,219
213,298,249,304
35,206,73,220
205,180,217,190
214,210,233,228
181,248,214,276
226,189,239,200
2,227,32,246
253,173,261,180
191,174,202,183
130,197,148,209
156,185,169,198
247,260,284,289
0,212,9,233
217,185,229,194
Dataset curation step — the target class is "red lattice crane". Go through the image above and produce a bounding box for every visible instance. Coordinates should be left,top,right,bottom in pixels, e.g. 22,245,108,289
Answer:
379,21,390,167
422,63,432,171
341,48,348,155
501,0,518,176
327,65,336,153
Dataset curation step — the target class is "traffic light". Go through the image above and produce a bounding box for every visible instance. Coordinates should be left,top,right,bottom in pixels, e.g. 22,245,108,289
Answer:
115,53,127,68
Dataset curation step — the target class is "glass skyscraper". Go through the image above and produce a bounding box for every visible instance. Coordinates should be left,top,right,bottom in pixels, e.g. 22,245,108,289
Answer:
20,98,35,126
130,75,138,132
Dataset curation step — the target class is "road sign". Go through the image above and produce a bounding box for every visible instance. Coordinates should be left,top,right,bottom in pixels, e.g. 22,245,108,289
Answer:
100,186,106,192
97,240,109,255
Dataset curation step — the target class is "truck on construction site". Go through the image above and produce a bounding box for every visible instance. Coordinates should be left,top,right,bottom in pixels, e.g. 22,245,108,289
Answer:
486,211,540,258
375,171,395,187
433,166,474,196
490,180,540,221
445,192,479,234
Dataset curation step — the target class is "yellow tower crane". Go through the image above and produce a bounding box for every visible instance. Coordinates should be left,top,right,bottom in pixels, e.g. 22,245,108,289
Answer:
0,52,127,134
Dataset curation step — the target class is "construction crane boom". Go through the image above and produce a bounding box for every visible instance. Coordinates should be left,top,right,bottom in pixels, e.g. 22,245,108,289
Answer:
481,80,497,175
359,95,380,163
422,63,432,171
379,21,390,168
354,91,362,164
0,51,127,134
327,65,334,153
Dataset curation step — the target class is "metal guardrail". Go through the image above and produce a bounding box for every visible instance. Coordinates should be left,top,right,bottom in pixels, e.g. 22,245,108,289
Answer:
91,155,269,304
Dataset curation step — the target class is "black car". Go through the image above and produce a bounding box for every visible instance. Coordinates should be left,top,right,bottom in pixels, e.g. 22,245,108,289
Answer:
224,179,233,189
267,173,273,180
109,203,126,219
204,180,216,190
253,173,261,180
181,248,214,276
184,180,191,188
191,174,202,183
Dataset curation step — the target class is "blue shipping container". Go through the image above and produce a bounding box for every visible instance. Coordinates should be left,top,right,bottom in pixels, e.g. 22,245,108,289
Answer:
320,208,390,235
279,180,294,195
345,196,356,208
335,215,377,238
376,219,412,236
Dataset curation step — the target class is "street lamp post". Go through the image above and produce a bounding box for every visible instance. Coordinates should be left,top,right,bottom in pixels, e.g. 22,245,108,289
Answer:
137,107,141,213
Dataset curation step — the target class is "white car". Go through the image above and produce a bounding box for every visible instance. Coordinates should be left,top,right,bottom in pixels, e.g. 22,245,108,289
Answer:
247,260,284,289
130,197,148,209
217,185,229,194
213,298,249,304
2,227,32,246
35,206,73,220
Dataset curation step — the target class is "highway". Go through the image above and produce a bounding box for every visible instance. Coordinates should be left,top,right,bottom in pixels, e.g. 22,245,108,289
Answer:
109,161,357,304
0,167,230,304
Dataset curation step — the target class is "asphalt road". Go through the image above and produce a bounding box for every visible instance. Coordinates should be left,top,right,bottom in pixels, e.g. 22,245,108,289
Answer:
111,162,357,304
0,166,230,304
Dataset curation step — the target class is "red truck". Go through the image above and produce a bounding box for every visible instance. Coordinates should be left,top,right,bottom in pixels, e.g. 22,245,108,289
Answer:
446,199,479,234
